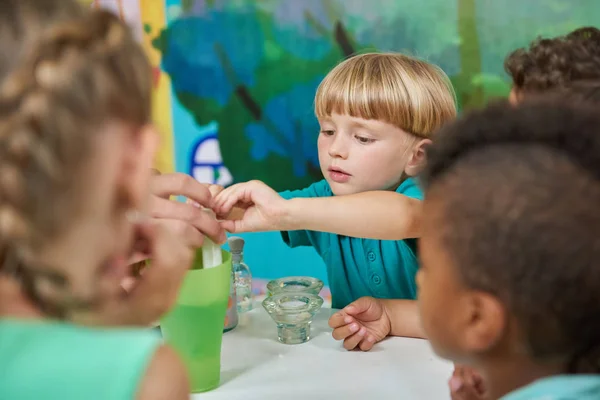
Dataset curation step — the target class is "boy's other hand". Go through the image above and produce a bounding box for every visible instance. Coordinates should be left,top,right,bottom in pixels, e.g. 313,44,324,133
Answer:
212,180,288,233
328,296,392,351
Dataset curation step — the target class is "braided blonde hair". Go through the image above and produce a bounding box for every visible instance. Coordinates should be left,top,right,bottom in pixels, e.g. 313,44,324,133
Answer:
0,10,152,317
0,0,84,83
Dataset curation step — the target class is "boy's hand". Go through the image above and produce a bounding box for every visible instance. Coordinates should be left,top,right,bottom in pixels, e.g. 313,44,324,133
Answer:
449,365,489,400
212,180,288,233
328,296,392,351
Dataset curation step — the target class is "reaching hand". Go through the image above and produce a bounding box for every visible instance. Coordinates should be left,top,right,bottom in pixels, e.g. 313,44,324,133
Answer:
449,365,489,400
328,296,392,351
212,180,289,233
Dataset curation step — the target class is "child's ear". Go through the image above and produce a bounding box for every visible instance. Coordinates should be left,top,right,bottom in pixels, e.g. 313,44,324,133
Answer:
509,88,522,105
405,138,432,176
459,291,507,354
117,124,159,210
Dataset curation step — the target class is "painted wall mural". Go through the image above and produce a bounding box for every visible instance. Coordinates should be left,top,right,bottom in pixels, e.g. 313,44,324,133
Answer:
87,0,600,289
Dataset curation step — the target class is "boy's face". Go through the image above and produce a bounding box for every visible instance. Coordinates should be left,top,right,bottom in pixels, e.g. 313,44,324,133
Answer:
417,193,508,365
317,113,425,195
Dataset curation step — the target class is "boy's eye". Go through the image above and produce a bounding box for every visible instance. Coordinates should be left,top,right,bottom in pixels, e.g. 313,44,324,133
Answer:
356,135,375,144
320,130,335,136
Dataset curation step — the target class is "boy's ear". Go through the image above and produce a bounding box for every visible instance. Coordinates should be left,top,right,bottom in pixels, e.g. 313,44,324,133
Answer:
405,138,432,176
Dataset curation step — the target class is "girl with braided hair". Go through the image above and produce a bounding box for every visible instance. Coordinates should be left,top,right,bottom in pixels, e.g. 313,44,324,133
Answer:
0,6,190,399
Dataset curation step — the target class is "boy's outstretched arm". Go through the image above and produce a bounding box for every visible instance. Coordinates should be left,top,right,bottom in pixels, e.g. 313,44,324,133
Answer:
286,191,422,239
213,180,422,240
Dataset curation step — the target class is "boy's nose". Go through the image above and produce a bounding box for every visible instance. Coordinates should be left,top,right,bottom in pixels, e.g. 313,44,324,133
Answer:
328,136,349,159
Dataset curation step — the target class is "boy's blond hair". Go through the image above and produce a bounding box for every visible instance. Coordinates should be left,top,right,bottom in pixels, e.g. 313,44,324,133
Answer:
315,52,456,138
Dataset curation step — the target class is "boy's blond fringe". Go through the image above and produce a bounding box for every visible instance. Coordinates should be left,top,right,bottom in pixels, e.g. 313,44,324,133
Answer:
315,52,457,138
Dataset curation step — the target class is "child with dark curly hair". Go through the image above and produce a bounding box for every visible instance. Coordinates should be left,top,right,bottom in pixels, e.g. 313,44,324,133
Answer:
420,98,600,400
505,26,600,103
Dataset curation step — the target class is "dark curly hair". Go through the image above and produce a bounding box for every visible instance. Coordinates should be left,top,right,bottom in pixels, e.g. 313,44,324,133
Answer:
562,80,600,104
423,100,600,373
505,27,600,93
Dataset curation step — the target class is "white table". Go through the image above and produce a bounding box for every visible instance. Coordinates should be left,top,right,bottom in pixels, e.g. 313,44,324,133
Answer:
194,305,453,399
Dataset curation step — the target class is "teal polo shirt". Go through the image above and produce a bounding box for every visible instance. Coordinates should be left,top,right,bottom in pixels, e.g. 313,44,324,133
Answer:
279,178,422,309
501,375,600,400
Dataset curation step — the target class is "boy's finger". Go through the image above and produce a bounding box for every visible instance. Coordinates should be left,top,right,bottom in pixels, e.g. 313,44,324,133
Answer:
358,335,377,351
331,322,360,341
342,327,367,350
221,194,243,215
343,297,374,316
328,311,354,328
213,184,243,210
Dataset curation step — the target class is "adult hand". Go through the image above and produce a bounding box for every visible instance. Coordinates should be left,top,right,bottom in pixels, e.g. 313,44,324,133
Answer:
75,219,194,326
128,173,226,265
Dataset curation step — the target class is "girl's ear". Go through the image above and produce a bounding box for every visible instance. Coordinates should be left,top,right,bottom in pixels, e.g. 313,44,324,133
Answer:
116,124,159,210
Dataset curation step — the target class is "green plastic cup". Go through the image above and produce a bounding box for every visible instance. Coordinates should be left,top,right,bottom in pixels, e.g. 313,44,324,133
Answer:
160,249,232,393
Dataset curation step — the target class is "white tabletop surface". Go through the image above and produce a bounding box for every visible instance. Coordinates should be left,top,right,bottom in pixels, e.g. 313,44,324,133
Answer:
194,304,453,399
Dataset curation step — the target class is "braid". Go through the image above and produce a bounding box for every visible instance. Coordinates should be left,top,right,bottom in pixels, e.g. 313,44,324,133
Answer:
0,10,152,318
0,0,83,83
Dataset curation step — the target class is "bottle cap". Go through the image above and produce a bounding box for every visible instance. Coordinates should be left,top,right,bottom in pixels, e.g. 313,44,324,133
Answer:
227,236,245,253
